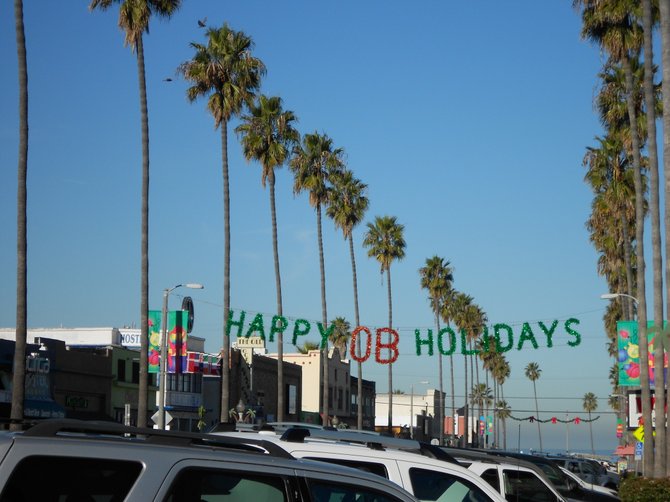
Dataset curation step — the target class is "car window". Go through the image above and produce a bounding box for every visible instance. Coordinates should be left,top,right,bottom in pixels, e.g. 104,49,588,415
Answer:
164,467,288,502
502,470,556,502
308,480,403,502
409,467,493,502
480,468,500,492
0,455,142,502
304,457,388,479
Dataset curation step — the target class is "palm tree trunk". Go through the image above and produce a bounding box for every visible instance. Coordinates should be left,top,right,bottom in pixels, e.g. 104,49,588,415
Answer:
136,34,150,429
386,267,393,434
317,204,329,426
349,234,363,429
10,0,28,431
533,381,543,452
620,211,635,320
449,352,455,446
220,119,230,423
589,411,595,455
623,53,653,476
434,299,443,445
270,174,284,421
463,353,468,446
642,0,666,476
659,0,670,477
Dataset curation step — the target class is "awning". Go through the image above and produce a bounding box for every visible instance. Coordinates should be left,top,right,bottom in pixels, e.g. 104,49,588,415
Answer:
614,444,634,456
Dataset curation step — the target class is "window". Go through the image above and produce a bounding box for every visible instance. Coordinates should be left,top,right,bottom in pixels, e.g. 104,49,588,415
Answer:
308,480,402,502
502,470,556,502
305,457,388,479
409,467,493,502
338,389,343,410
0,456,142,501
479,468,500,492
166,467,288,502
132,361,140,384
117,359,127,382
328,387,333,408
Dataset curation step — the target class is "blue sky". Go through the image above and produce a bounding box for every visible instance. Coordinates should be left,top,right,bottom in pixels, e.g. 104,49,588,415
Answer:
1,1,629,453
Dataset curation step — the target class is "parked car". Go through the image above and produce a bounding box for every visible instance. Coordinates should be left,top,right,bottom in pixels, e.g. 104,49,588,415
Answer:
548,455,620,490
214,427,506,502
559,466,620,500
443,447,566,502
0,419,418,502
478,450,619,502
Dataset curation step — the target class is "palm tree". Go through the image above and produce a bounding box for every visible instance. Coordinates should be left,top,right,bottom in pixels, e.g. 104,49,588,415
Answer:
329,317,351,359
297,341,320,354
658,0,670,475
90,0,181,428
470,383,492,448
583,392,598,455
524,362,543,452
438,288,458,444
363,216,406,433
296,341,320,354
495,400,512,450
419,256,453,445
575,0,653,475
640,0,666,476
180,24,265,422
326,170,368,429
290,132,345,425
236,95,298,421
10,0,28,431
451,291,474,446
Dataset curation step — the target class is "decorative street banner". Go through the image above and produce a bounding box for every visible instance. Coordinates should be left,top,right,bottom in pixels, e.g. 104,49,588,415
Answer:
617,321,669,386
148,310,189,373
225,309,582,365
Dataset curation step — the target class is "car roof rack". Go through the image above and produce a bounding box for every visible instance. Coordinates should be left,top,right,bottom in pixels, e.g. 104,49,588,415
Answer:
22,419,294,459
279,427,459,464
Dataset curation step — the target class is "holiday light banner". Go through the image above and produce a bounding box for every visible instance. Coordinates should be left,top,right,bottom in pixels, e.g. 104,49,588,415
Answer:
617,320,669,386
226,310,582,364
148,310,189,373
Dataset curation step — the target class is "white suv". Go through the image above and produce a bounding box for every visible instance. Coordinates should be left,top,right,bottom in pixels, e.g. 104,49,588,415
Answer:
0,420,417,502
215,427,506,502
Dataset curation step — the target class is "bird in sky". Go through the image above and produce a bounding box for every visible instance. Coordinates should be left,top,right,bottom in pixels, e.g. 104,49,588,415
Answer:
163,78,173,82
197,17,207,28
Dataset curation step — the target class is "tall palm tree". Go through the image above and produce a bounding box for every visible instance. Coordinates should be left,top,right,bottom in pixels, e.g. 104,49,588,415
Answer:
583,392,598,455
236,95,298,421
419,256,453,445
10,0,28,431
180,24,265,422
438,288,457,444
290,132,345,425
470,383,492,448
524,362,543,452
640,0,666,476
658,0,670,476
329,317,351,360
576,0,653,475
363,216,406,433
326,170,368,429
90,0,181,428
451,292,474,446
495,400,511,450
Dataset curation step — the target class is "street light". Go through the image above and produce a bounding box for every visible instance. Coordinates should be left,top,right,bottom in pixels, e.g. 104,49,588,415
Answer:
157,283,204,430
410,380,429,439
600,293,639,305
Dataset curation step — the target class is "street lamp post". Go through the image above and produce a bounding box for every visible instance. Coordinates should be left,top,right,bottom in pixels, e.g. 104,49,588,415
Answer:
600,292,639,305
410,380,429,439
157,283,204,430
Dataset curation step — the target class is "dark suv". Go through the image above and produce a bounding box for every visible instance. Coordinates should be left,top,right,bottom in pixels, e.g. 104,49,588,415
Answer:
0,420,417,502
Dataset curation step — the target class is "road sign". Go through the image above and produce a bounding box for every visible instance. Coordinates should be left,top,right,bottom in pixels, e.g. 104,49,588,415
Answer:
633,425,644,442
635,441,643,460
151,410,173,427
